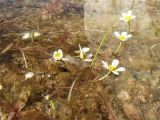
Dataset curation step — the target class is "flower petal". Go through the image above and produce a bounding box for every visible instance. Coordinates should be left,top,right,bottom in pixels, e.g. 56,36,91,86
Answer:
53,51,58,58
22,33,30,39
114,32,120,38
84,58,92,62
122,12,127,17
112,70,119,75
116,67,125,72
101,60,109,69
126,34,132,38
131,15,136,19
120,17,125,21
79,44,82,52
121,32,128,37
112,59,119,68
127,10,132,16
87,53,93,58
58,49,63,54
82,47,90,53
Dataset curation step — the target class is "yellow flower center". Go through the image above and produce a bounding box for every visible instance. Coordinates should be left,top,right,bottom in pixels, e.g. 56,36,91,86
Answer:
108,65,116,71
80,52,86,60
124,16,131,21
119,35,126,41
55,53,61,58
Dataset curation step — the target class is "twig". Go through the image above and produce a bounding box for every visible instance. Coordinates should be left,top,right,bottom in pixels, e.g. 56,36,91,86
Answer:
20,49,28,69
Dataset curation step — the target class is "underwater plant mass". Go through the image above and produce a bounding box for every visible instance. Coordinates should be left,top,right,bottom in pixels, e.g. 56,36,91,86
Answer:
0,0,160,120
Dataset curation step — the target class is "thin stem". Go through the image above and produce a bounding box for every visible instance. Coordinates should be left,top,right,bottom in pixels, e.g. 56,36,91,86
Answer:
91,26,112,66
98,71,111,81
67,71,82,102
128,21,131,33
114,42,122,54
20,50,28,69
130,0,135,10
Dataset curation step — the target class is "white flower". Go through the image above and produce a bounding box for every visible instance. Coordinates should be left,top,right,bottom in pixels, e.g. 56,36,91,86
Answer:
75,44,92,62
114,31,132,41
25,72,35,80
120,10,136,22
45,95,50,100
22,33,30,40
101,59,125,75
0,84,2,90
53,49,69,62
33,32,40,37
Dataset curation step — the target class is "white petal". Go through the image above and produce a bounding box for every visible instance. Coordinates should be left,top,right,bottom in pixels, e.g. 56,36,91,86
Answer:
112,70,119,75
82,47,90,53
112,59,119,68
25,72,35,80
22,33,30,39
120,17,125,21
114,32,120,38
121,32,128,37
122,12,127,17
116,67,125,72
101,60,109,69
87,53,93,58
79,44,82,52
58,49,63,54
127,10,132,16
53,51,58,58
131,15,136,19
0,84,2,90
126,34,132,38
84,58,92,62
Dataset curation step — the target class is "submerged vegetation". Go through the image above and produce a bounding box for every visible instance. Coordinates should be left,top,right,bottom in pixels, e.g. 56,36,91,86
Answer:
0,0,160,120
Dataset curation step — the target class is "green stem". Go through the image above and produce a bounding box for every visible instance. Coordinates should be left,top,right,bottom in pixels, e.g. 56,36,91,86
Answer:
128,21,131,33
98,71,111,81
67,71,82,102
91,26,112,66
130,0,135,10
114,42,122,54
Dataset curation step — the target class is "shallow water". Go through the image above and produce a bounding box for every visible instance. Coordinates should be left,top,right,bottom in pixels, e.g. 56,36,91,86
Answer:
0,0,160,120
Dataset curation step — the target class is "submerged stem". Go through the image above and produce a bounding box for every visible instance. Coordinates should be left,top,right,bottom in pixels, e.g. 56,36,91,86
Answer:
114,42,122,54
98,71,111,81
91,26,112,66
20,50,28,69
67,71,82,102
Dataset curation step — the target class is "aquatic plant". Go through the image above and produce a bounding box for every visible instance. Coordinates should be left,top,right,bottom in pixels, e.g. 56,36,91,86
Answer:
120,10,136,22
25,72,35,80
22,33,30,40
114,32,132,42
120,10,135,33
22,31,40,40
49,100,56,111
114,10,135,54
75,44,92,62
91,26,112,66
114,32,132,54
45,95,50,100
99,59,125,80
53,49,69,62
